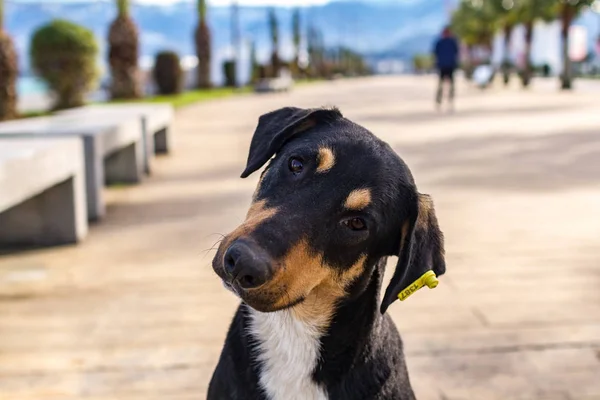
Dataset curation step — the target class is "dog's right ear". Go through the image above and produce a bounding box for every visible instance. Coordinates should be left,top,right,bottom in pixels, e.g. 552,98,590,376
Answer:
241,107,342,178
380,193,446,314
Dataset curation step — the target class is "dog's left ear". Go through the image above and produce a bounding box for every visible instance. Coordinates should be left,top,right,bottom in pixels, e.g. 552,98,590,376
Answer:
380,193,446,314
241,107,342,178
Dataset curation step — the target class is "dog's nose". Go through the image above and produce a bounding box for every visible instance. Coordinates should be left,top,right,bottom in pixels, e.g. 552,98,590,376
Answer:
223,241,273,289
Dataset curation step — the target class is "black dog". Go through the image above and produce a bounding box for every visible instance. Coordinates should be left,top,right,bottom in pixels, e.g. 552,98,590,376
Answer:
209,107,446,400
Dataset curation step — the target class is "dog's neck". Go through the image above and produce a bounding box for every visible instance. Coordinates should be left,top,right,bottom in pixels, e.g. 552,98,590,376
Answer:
314,264,383,384
248,262,383,400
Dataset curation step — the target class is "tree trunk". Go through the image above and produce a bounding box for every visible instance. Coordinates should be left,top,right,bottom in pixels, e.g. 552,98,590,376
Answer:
0,32,18,120
108,15,142,99
270,51,280,78
521,20,534,88
560,4,574,90
465,44,475,80
195,20,212,89
502,24,513,86
292,10,301,78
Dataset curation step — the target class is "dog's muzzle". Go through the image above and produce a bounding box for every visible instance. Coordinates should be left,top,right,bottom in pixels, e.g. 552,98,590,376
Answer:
219,239,275,291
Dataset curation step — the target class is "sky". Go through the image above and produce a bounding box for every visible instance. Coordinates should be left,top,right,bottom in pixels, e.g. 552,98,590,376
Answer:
168,0,330,4
11,0,334,5
10,0,427,6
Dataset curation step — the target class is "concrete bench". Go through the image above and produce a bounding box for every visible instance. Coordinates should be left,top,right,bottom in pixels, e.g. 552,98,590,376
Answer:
255,77,294,93
0,114,145,221
0,138,87,248
59,103,174,156
255,70,294,93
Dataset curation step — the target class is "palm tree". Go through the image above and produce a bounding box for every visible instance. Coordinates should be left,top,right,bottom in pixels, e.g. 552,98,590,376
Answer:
307,25,326,78
292,8,301,76
555,0,594,89
0,0,18,120
268,8,280,77
195,0,211,88
501,22,515,85
509,0,555,87
249,40,259,84
488,0,519,85
230,1,240,88
451,0,496,76
108,0,142,99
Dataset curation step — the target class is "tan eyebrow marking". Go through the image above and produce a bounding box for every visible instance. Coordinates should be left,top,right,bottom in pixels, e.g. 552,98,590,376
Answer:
316,147,335,173
344,188,372,210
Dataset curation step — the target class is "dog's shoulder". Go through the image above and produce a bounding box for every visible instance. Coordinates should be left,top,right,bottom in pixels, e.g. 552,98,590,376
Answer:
207,305,266,400
324,314,415,400
374,315,416,400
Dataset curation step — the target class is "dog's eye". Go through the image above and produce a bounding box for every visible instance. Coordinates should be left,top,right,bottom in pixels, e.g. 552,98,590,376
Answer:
343,217,367,231
288,157,304,174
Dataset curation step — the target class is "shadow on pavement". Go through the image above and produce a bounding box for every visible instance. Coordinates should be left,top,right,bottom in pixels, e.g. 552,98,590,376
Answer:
357,103,580,125
150,164,244,184
395,129,600,192
103,189,251,229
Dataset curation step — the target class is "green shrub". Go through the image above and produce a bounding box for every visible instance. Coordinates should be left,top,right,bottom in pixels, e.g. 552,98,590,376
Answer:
30,19,98,110
153,51,183,95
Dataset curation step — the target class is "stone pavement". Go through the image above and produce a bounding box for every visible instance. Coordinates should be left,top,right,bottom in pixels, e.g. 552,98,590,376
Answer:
1,76,599,400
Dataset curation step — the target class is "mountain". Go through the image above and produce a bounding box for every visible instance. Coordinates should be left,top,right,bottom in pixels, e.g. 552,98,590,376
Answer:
5,0,450,78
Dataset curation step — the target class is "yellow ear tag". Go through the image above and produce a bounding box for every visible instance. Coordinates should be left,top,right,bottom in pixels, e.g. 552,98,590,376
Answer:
398,271,439,301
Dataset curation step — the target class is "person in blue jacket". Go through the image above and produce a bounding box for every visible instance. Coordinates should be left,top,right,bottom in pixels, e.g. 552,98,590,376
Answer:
433,26,459,110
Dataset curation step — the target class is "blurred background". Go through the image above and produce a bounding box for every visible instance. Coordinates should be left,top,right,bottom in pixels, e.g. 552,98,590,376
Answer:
2,0,600,113
1,1,599,399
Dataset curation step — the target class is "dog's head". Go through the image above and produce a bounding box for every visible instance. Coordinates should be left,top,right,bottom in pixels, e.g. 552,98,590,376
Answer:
212,107,445,319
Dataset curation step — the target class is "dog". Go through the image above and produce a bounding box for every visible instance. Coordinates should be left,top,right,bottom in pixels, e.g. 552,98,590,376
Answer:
208,107,446,400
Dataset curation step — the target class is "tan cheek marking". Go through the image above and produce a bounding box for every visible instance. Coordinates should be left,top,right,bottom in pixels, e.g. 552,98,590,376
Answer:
260,239,367,330
269,239,329,308
344,188,372,210
248,233,367,330
220,200,277,253
291,254,367,329
337,254,367,287
316,147,335,173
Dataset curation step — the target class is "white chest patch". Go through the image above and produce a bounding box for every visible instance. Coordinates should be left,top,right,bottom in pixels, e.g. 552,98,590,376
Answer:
249,308,329,400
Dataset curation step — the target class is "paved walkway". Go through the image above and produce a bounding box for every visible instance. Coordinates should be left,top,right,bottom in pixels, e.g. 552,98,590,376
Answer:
1,76,599,400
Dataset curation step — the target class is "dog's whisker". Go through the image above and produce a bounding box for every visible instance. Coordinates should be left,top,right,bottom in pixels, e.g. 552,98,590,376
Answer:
201,238,224,253
199,238,224,260
204,232,226,240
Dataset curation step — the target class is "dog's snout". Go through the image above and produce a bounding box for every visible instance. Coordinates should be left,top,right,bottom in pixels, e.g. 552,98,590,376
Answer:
223,241,273,289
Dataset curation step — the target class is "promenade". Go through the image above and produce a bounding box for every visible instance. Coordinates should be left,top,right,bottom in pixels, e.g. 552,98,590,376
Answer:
1,75,599,400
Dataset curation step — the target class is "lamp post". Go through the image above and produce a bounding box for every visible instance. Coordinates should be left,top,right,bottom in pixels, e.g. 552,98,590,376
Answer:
592,0,600,60
231,0,241,88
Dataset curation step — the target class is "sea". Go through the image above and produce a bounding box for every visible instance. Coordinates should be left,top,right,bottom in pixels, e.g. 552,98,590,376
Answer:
16,76,109,112
17,76,48,96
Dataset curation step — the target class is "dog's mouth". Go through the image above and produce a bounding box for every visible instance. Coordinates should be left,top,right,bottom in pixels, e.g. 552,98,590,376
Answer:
219,276,306,312
212,236,315,313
